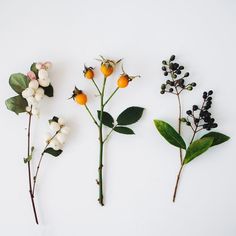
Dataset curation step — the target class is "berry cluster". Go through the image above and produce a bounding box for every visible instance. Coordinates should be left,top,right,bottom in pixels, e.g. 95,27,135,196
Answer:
160,55,196,94
45,117,70,151
22,62,52,116
183,90,218,131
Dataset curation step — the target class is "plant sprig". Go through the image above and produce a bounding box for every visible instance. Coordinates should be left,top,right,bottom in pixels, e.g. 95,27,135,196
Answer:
154,55,230,202
71,56,144,206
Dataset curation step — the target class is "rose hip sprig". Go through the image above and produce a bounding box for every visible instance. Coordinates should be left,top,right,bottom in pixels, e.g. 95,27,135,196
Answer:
71,56,144,206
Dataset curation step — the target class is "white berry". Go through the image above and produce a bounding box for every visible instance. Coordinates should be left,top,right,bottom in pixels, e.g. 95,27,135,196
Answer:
56,133,66,144
36,87,44,95
50,121,60,132
32,107,40,116
58,117,65,126
35,93,44,102
60,126,70,135
38,77,50,87
38,69,48,79
28,80,39,90
50,138,61,151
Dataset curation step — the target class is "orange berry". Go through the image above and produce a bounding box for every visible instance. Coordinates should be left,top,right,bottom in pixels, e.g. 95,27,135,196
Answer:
117,75,129,88
101,63,113,77
84,69,94,80
75,93,87,105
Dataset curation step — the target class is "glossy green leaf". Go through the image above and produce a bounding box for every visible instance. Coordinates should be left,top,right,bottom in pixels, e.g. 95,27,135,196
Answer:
30,63,38,76
154,120,186,149
43,84,54,97
97,110,114,128
183,137,214,164
201,132,230,147
117,106,144,125
114,126,135,135
9,73,29,94
5,95,28,115
44,148,63,157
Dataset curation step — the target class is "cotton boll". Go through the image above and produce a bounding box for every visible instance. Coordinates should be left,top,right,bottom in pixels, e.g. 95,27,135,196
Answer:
35,93,44,102
58,117,65,126
60,126,70,135
50,121,60,132
36,87,44,95
29,80,39,90
38,77,50,87
50,139,61,151
38,69,48,79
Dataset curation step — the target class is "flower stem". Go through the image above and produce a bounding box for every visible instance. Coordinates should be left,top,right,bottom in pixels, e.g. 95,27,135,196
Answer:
92,79,102,95
85,105,99,127
172,163,184,202
98,77,107,206
104,87,119,107
27,111,39,224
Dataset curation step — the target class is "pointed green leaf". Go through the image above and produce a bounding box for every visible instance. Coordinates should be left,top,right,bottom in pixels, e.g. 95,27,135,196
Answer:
154,120,186,149
30,63,38,76
117,106,144,125
44,148,63,157
183,137,214,164
9,73,29,94
5,95,28,115
97,110,114,128
201,132,230,147
43,84,54,97
114,126,135,135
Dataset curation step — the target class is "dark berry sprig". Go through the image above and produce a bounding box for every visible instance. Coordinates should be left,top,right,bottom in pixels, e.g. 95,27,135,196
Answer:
182,90,218,143
160,55,196,95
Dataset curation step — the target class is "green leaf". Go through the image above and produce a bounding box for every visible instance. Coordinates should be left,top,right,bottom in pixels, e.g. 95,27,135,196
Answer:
114,126,135,135
30,63,38,76
117,106,144,125
97,111,114,128
24,146,34,163
183,137,214,164
201,132,230,147
9,73,29,94
43,84,54,97
44,148,63,157
154,120,186,149
5,95,28,115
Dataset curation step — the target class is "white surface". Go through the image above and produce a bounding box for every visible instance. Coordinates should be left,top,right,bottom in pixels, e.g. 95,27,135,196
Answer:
0,0,235,235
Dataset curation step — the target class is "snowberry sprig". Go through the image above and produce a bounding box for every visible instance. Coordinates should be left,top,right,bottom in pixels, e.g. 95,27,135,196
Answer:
71,56,144,206
32,116,70,196
154,55,230,202
5,61,54,224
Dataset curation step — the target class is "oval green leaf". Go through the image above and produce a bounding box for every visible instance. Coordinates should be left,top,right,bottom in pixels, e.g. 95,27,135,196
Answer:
5,95,28,115
44,148,63,157
97,110,114,128
154,120,186,149
9,73,29,94
117,106,144,125
183,137,214,164
201,132,230,147
114,126,135,135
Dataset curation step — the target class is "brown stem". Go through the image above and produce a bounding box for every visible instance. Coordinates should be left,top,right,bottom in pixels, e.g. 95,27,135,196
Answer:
172,163,184,202
27,111,39,224
176,93,183,163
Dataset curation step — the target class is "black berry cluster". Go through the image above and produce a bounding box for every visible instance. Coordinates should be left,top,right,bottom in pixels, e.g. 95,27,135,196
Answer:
160,55,196,95
182,90,218,131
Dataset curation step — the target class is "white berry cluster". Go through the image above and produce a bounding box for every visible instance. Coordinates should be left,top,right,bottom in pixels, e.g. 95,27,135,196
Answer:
22,62,52,116
44,117,70,151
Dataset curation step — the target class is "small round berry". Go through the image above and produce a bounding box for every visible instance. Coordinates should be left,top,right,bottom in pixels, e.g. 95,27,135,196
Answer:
161,84,166,90
208,90,213,95
169,88,174,92
170,55,175,61
176,70,181,75
38,69,48,79
162,66,167,71
75,93,87,105
117,75,129,88
184,72,189,77
186,110,192,115
50,121,60,132
84,68,94,80
50,139,61,151
191,82,197,87
58,117,65,126
186,122,191,126
160,90,165,94
162,60,167,65
164,72,168,76
101,63,113,77
56,133,67,145
60,126,70,135
179,66,184,70
193,105,198,111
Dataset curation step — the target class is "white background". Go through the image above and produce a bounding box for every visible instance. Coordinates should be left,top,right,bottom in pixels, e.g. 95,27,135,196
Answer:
0,0,235,235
